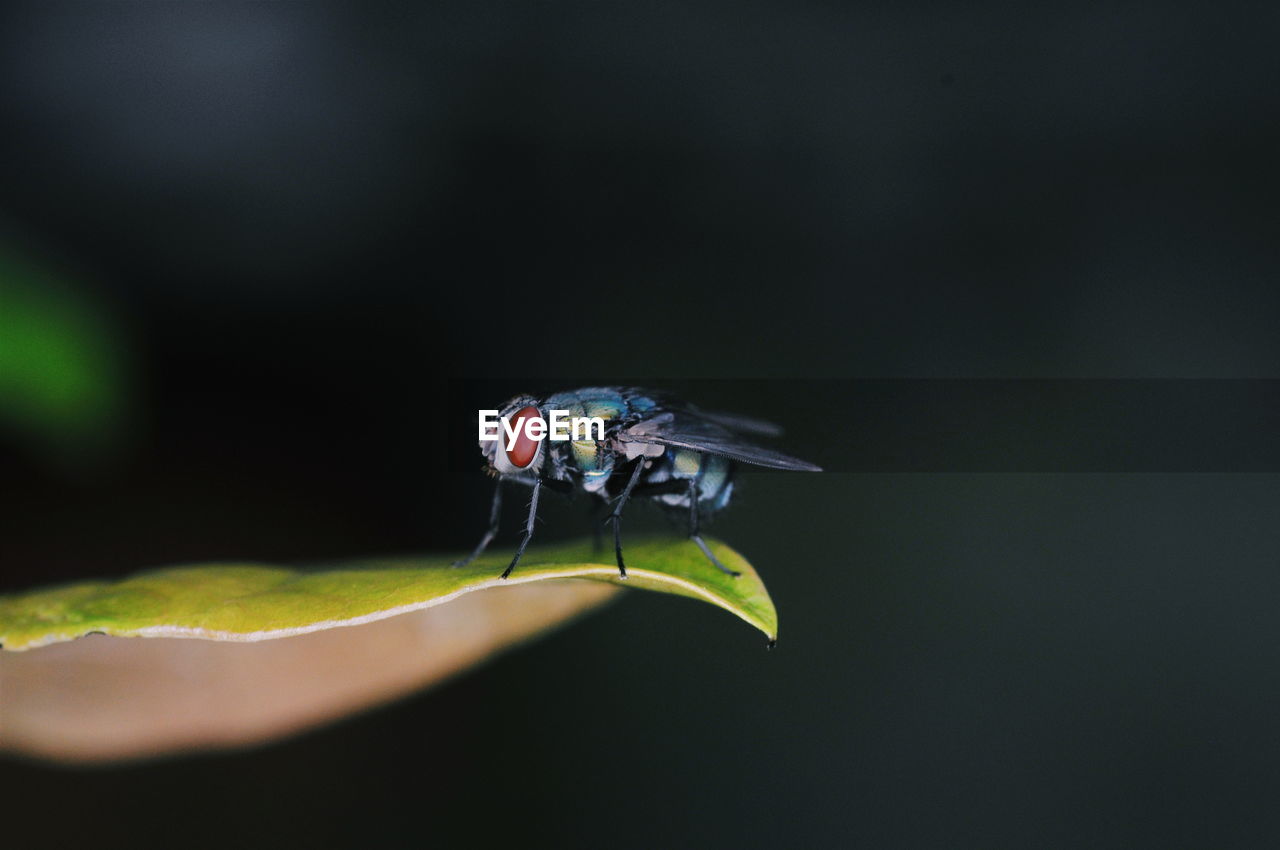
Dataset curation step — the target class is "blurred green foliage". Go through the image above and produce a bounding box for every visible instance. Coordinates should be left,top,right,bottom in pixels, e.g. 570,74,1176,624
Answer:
0,248,130,465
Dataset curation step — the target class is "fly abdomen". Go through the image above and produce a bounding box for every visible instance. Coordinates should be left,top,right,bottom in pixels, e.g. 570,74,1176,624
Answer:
647,449,734,512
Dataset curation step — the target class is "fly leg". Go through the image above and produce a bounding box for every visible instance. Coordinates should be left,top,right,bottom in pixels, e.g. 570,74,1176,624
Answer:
453,482,502,567
606,458,648,579
501,478,541,579
688,479,740,578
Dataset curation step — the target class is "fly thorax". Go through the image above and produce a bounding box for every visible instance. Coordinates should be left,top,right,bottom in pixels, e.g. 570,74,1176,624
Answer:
571,439,614,492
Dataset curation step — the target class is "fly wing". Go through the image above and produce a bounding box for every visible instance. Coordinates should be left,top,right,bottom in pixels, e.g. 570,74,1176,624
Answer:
615,411,821,471
623,389,785,437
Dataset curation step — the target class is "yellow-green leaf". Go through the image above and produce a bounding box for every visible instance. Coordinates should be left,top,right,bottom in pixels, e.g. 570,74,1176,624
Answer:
0,536,775,651
0,537,775,763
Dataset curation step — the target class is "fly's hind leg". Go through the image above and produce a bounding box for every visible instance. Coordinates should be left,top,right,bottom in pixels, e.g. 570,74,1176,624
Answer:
605,458,648,579
454,482,503,567
692,536,740,579
688,479,740,578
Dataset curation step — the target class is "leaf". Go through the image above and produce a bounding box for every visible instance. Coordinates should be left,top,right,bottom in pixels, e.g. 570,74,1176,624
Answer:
0,536,776,650
0,537,775,762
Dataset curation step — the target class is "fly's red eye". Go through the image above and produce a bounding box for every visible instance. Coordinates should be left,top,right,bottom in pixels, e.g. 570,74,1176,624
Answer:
506,405,542,468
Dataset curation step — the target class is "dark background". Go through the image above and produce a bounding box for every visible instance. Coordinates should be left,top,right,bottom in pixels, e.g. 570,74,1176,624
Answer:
3,3,1280,847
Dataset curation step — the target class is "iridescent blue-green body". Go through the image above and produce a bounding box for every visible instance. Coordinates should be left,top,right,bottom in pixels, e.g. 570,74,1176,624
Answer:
462,385,820,583
537,387,735,515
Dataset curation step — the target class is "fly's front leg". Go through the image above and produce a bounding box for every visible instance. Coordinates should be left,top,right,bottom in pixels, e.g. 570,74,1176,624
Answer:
501,477,542,580
453,482,503,567
688,479,740,578
606,458,648,579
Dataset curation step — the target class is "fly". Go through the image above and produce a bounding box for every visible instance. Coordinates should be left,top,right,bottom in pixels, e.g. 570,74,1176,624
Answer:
456,387,821,581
